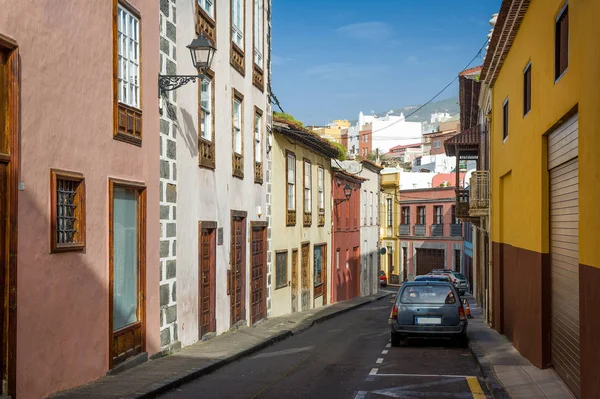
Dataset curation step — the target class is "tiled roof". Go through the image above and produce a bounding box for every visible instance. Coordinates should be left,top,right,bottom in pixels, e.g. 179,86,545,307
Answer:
459,65,483,77
274,118,340,159
360,159,383,171
389,143,422,151
444,125,480,157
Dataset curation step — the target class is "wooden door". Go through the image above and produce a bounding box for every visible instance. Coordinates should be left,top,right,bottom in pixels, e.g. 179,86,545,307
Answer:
416,248,445,276
229,213,246,326
199,224,216,338
301,243,310,311
0,40,18,396
109,180,147,368
291,249,298,313
250,226,266,325
402,248,408,282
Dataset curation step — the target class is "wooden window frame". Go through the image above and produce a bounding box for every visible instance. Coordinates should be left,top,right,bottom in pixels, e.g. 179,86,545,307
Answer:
417,206,426,225
317,166,325,226
113,0,143,146
108,178,147,369
523,62,531,116
286,150,296,226
230,0,246,76
232,89,244,179
303,159,312,226
195,0,217,43
50,169,86,253
275,250,288,290
554,2,569,82
199,70,216,169
254,106,263,184
433,205,443,225
252,0,265,91
401,206,410,225
502,98,509,142
313,243,326,298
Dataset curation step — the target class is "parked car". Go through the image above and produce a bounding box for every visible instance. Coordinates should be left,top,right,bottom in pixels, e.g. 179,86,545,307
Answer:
416,274,453,284
379,270,387,287
389,281,468,347
431,269,469,295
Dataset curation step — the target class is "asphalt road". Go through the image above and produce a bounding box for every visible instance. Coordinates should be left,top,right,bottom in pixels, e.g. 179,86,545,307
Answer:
161,289,490,399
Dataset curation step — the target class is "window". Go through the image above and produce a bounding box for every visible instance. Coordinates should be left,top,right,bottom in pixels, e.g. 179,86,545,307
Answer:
314,245,323,287
363,190,367,225
275,251,288,289
502,99,509,141
401,206,410,225
318,167,325,225
417,206,426,225
346,249,349,269
523,63,531,115
400,285,456,305
231,0,244,48
434,205,443,224
433,140,441,149
253,0,263,67
451,205,458,224
232,91,243,178
199,74,215,168
286,151,296,225
50,169,86,252
254,109,263,183
198,0,214,19
455,249,461,271
555,3,569,80
115,2,142,145
303,160,312,225
369,192,374,224
336,249,340,269
386,198,393,227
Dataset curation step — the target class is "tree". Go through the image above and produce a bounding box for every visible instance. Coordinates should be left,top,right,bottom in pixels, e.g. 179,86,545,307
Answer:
274,111,303,127
331,142,347,161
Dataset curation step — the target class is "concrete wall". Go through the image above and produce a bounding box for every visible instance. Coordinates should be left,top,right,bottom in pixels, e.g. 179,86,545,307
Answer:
0,1,160,397
359,164,381,296
175,0,269,346
270,134,332,317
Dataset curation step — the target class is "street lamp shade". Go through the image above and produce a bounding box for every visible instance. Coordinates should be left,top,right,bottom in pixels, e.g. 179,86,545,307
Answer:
187,32,216,72
343,183,353,200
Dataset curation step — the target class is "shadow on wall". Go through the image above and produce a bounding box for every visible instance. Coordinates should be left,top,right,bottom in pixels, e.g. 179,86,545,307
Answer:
16,189,149,399
177,104,199,159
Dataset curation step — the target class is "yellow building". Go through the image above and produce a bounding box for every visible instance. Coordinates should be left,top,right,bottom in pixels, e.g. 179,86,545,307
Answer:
483,1,600,397
379,169,401,284
311,119,351,143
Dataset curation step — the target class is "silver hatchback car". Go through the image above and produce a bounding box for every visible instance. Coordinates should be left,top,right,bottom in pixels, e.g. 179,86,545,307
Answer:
389,281,468,347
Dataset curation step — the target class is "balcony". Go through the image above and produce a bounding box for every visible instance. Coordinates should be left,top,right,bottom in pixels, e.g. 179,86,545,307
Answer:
469,171,490,217
399,224,410,236
456,189,470,219
431,224,444,237
414,224,426,236
450,224,463,237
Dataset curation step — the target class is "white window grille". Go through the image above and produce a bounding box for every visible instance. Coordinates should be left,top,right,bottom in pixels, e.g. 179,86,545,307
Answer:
304,161,312,213
287,154,295,210
254,113,262,163
232,0,244,48
233,98,242,154
254,0,263,66
198,0,214,19
200,77,212,141
117,5,140,109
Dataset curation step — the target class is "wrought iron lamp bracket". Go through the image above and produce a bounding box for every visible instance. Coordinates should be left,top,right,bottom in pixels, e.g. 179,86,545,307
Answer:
158,74,205,96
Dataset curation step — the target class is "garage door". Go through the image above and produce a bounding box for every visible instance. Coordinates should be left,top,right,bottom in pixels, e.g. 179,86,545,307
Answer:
548,113,580,397
416,248,445,276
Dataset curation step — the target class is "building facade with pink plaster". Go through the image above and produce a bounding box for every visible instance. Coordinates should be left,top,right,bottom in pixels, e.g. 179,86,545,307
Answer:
0,1,160,398
398,187,465,281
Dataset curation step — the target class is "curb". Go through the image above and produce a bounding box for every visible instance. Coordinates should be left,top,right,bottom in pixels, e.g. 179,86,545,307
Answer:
132,293,391,399
468,336,511,399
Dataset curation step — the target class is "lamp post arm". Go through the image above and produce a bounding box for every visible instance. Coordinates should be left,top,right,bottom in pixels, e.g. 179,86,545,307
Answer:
158,74,206,97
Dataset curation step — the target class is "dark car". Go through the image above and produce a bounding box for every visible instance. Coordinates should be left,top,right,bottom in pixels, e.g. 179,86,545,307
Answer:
389,281,468,347
431,269,469,294
415,274,453,284
379,270,387,287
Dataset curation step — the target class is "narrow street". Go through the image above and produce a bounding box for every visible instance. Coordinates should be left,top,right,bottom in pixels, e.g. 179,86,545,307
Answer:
161,290,490,399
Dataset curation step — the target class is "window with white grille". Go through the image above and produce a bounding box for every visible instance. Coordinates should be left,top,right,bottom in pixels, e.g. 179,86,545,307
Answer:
200,77,212,141
318,167,324,212
287,153,296,211
233,97,242,154
232,0,244,48
254,112,262,163
198,0,214,19
254,0,263,66
117,5,140,109
304,161,312,213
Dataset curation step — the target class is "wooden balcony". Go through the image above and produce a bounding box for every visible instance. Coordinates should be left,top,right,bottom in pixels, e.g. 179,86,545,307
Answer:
469,171,490,217
456,189,470,219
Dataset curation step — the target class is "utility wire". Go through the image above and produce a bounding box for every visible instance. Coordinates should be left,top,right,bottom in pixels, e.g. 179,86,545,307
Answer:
343,37,489,140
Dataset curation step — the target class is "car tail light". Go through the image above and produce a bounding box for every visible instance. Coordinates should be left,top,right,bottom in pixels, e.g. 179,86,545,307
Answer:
391,304,398,319
453,278,457,283
459,305,467,321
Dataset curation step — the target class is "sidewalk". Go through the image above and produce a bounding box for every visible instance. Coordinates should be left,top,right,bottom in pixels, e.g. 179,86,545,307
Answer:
467,301,573,399
51,292,390,399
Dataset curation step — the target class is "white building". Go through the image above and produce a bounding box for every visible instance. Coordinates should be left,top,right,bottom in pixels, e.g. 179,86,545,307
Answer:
369,112,422,154
399,171,437,190
169,0,271,348
412,154,477,174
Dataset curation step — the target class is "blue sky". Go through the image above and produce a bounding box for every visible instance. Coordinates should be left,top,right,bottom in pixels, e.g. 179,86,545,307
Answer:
271,0,501,125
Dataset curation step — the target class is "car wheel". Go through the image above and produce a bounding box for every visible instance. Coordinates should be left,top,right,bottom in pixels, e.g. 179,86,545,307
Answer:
391,332,403,347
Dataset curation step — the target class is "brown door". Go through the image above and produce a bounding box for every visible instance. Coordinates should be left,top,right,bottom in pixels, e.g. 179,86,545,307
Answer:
250,226,266,325
402,248,408,282
0,41,18,396
199,224,216,338
229,213,246,326
301,243,310,311
416,248,445,276
291,249,298,313
109,181,147,368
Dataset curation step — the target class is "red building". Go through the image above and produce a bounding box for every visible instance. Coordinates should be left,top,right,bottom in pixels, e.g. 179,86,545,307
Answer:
331,168,365,302
359,124,372,158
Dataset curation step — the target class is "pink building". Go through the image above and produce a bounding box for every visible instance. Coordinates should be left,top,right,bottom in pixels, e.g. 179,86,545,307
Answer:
398,187,464,280
0,1,160,398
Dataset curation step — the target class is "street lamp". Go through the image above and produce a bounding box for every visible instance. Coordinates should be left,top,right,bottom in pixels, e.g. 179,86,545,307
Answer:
158,31,216,95
334,183,353,205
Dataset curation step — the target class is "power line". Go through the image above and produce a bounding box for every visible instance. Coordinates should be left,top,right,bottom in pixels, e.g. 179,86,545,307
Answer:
343,37,489,140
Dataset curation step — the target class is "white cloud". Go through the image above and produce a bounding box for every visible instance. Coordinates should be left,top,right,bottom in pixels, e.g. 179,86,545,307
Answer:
336,21,394,41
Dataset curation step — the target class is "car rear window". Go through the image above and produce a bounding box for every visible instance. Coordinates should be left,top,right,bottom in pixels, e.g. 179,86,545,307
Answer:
454,273,466,280
400,285,456,305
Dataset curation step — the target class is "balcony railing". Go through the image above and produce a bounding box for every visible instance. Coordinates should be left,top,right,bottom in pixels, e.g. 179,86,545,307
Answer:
399,224,410,236
431,224,444,237
450,224,463,237
414,224,426,236
469,171,490,217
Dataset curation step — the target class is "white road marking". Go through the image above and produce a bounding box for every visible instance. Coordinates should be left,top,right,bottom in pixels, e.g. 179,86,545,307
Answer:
386,343,391,348
354,391,367,399
371,372,475,378
251,345,314,359
369,368,379,375
376,358,384,364
382,350,388,354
